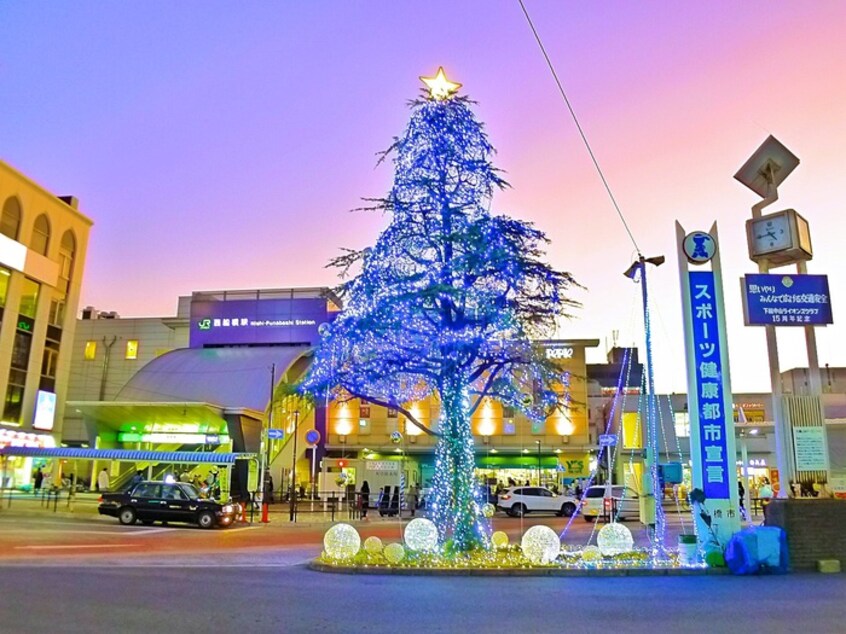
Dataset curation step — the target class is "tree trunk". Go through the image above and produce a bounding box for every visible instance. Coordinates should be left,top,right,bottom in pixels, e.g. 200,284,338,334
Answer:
430,383,488,552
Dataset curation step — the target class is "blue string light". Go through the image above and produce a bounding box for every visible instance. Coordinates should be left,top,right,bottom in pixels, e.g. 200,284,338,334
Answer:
302,87,580,552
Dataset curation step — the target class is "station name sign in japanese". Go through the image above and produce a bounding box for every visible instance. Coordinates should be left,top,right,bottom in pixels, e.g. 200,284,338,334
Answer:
688,271,731,500
742,273,833,326
189,298,328,348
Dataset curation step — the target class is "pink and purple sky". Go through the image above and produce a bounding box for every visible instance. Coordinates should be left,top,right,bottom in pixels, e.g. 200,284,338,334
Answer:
2,2,845,393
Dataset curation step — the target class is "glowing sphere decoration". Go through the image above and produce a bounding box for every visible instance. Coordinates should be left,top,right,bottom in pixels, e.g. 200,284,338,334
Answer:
323,523,361,560
390,431,403,445
520,525,561,565
317,322,330,337
491,531,509,549
482,503,496,518
581,545,602,562
404,518,439,553
597,522,634,556
363,536,383,555
384,542,406,564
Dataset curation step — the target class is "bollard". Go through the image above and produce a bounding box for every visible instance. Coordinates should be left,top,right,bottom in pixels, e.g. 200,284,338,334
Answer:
261,502,269,523
53,490,59,512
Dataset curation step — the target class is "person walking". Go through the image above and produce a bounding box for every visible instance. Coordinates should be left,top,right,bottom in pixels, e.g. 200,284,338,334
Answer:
130,470,144,489
33,467,43,494
360,481,370,520
407,485,418,518
97,467,110,493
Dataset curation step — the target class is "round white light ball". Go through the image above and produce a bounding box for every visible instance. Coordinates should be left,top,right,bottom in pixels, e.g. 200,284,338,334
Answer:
482,503,496,518
597,522,634,556
390,431,403,444
363,536,383,555
581,544,602,562
491,531,509,549
521,525,561,565
384,542,405,564
404,517,439,553
323,523,361,560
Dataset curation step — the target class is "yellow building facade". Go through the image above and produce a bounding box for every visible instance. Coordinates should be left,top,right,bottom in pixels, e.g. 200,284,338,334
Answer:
320,340,599,495
0,161,92,487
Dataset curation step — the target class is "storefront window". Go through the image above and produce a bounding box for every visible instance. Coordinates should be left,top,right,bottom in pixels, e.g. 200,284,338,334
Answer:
0,266,10,307
19,278,40,318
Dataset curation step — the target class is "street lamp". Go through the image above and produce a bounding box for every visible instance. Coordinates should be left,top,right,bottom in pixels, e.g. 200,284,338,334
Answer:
289,409,300,522
624,253,666,558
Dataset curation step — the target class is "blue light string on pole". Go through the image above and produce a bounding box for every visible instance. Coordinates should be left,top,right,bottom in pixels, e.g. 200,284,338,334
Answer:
559,346,631,541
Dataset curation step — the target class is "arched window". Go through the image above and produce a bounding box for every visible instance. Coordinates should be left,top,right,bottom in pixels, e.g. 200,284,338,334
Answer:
1,197,22,241
58,230,76,294
32,214,51,255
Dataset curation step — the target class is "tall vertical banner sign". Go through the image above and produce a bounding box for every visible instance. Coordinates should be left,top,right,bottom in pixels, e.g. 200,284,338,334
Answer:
677,222,741,549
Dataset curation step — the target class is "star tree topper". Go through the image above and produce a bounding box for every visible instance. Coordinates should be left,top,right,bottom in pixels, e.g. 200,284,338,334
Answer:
420,67,462,100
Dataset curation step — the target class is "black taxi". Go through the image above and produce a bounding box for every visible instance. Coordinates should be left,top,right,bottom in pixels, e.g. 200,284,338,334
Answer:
99,481,236,529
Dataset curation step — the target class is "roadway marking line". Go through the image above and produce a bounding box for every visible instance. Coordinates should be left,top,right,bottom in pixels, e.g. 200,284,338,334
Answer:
0,527,175,536
0,560,313,568
14,543,141,550
220,526,261,533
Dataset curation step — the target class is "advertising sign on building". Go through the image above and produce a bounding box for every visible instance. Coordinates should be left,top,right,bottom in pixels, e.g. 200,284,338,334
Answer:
742,273,833,326
32,390,57,431
190,297,328,348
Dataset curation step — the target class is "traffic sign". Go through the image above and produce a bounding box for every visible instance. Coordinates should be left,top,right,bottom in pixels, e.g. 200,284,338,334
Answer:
305,429,321,446
267,428,285,440
598,434,618,447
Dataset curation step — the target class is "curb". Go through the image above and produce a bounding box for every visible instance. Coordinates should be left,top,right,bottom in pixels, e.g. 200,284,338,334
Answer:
308,560,731,577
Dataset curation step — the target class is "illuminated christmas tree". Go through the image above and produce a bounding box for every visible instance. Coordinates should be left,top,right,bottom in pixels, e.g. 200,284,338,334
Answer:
303,68,579,551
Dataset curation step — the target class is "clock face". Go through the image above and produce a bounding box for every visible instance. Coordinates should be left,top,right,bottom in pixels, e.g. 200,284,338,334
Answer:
752,214,791,254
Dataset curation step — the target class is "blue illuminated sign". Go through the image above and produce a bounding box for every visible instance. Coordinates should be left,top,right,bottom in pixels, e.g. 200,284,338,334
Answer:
742,273,833,326
689,271,730,500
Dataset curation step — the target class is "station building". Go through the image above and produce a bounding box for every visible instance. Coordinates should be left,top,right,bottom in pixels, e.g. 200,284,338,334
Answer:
59,288,339,499
0,161,91,486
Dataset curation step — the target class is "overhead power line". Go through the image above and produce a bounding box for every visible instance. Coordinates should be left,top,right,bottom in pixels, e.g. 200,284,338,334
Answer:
517,0,641,255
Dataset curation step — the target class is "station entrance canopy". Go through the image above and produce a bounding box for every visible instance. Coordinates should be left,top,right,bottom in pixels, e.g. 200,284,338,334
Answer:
0,446,257,465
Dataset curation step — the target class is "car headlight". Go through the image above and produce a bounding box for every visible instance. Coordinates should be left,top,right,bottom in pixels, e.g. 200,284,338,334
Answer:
222,505,233,513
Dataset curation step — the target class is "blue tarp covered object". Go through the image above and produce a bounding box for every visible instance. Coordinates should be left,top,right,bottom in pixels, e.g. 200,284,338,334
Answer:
725,527,789,574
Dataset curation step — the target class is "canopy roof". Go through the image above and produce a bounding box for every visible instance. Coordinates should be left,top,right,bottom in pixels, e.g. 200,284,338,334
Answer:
0,447,257,464
114,345,311,411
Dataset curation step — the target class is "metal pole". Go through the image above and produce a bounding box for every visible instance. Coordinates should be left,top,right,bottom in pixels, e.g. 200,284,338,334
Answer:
289,410,299,522
640,257,666,557
258,364,275,510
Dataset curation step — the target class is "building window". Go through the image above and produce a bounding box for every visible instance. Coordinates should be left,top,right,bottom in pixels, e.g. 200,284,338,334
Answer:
503,419,516,435
19,278,40,319
674,412,690,438
48,298,65,326
11,330,32,370
0,266,10,308
3,368,26,424
31,214,51,256
42,343,59,379
0,197,22,241
125,340,139,360
84,340,97,360
58,231,76,294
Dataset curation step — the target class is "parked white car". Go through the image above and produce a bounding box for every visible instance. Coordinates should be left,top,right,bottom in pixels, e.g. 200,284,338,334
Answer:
581,485,640,521
497,486,578,517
